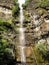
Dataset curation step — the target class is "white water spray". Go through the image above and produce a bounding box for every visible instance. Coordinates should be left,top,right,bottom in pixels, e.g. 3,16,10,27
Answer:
18,0,26,64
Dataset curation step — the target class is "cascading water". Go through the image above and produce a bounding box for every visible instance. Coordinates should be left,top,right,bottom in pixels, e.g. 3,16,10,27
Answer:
18,0,26,65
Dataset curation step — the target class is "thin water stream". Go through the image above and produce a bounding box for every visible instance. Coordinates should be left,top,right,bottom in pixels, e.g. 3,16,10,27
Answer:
18,0,26,65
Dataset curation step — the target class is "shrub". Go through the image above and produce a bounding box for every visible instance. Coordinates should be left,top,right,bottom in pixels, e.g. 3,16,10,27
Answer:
22,0,30,9
0,18,16,65
36,42,49,61
39,0,49,7
0,36,16,65
12,0,19,17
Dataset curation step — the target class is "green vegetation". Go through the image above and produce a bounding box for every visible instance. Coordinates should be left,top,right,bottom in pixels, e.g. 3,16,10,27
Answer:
32,41,49,65
0,18,13,32
39,0,49,8
13,0,18,4
0,35,16,65
22,0,30,8
36,43,49,61
36,43,47,54
0,18,12,24
25,0,30,6
12,0,19,17
12,4,19,17
0,18,16,65
33,47,44,65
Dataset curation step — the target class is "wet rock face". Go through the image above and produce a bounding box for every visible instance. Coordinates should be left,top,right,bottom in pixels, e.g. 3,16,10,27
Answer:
23,0,49,44
15,1,49,64
0,6,12,20
0,0,14,8
0,0,14,20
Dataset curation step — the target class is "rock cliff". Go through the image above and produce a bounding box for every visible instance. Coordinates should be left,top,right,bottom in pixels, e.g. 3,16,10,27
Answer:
0,0,49,65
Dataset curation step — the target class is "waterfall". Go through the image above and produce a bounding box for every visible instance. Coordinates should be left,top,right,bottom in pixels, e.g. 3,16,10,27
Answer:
18,0,26,64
